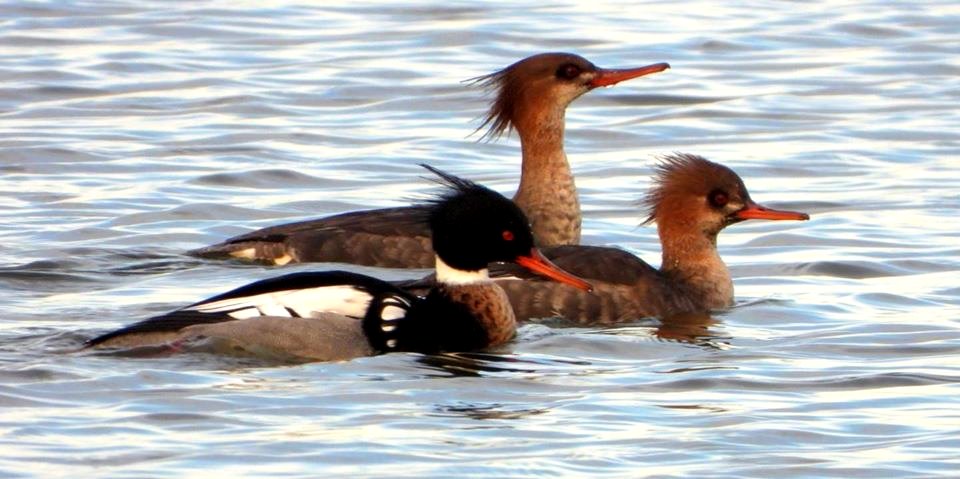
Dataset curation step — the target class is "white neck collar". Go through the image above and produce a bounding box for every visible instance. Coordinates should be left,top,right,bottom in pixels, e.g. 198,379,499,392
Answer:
435,256,490,285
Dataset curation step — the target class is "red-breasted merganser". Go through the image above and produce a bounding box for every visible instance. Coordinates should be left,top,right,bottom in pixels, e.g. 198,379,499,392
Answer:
188,53,669,267
481,154,809,324
86,166,592,360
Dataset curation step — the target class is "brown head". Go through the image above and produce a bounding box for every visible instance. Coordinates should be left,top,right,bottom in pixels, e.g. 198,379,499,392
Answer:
470,52,670,140
642,154,809,240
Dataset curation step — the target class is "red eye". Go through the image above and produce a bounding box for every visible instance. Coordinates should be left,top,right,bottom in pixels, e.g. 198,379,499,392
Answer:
502,230,515,241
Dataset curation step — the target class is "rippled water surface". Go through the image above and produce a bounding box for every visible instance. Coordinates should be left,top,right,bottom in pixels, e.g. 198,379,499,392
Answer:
2,1,959,477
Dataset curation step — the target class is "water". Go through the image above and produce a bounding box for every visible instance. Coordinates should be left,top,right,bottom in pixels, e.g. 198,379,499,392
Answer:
2,0,959,476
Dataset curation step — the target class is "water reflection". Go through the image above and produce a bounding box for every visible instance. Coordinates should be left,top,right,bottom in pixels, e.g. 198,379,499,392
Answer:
547,310,727,349
414,351,590,377
2,0,959,476
431,402,548,421
654,311,726,348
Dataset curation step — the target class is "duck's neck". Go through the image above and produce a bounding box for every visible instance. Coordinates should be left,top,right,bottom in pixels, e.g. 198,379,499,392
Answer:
658,224,734,310
511,107,581,247
433,256,515,347
435,256,490,285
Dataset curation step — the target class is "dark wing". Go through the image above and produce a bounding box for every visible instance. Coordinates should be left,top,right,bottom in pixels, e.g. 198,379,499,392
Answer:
87,271,418,347
491,244,661,285
222,206,431,241
188,206,434,267
489,245,667,324
84,309,239,347
180,270,419,317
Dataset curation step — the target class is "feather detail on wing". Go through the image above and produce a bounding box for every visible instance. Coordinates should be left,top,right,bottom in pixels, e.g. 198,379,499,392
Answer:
489,245,661,286
87,271,418,347
201,206,431,247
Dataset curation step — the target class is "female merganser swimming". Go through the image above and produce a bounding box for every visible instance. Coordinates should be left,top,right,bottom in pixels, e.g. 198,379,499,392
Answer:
481,154,809,324
189,53,669,267
86,167,592,360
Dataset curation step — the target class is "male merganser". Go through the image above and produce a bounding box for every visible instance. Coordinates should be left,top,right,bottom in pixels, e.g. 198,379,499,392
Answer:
485,154,810,324
188,53,670,267
86,166,592,360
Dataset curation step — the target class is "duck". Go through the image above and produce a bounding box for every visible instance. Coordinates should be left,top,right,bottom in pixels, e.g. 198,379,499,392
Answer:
408,154,810,324
86,166,592,361
188,52,670,267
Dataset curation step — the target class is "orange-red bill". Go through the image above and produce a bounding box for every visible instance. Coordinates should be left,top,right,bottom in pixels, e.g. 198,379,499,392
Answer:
590,62,671,88
515,249,593,292
735,201,810,221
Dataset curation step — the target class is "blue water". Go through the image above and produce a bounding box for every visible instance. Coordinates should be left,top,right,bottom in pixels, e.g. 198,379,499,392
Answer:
1,1,959,477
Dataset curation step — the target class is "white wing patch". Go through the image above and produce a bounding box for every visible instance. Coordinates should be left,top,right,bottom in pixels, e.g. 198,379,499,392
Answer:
382,304,407,320
189,285,375,320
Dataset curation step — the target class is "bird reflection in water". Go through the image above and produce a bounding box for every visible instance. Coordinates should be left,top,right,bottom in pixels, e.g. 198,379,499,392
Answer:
415,351,591,378
654,311,727,348
432,402,549,421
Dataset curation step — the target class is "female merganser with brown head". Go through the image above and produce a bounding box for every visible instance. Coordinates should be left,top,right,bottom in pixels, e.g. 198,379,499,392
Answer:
87,167,592,360
189,53,669,267
489,154,810,324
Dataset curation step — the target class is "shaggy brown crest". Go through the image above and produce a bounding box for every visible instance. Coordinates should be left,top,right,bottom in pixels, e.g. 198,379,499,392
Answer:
641,153,749,225
467,52,599,141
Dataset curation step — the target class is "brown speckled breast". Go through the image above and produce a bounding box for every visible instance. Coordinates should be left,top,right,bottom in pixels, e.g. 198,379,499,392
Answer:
440,283,517,347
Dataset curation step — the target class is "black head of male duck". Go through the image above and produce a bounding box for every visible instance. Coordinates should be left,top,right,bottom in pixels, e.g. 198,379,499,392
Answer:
188,53,669,266
493,154,809,324
87,166,591,361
